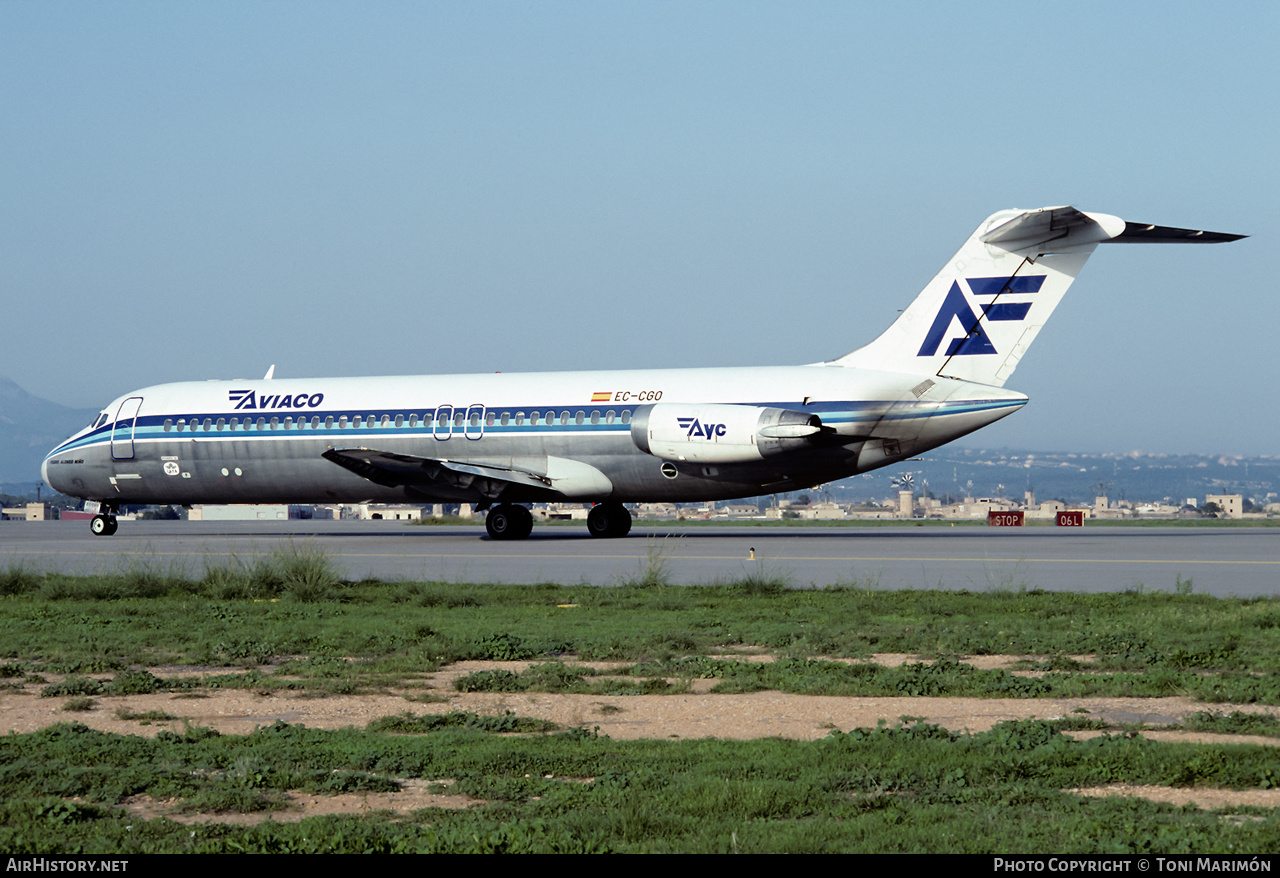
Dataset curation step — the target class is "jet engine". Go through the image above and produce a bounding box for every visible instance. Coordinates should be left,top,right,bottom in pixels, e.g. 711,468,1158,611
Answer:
630,403,823,464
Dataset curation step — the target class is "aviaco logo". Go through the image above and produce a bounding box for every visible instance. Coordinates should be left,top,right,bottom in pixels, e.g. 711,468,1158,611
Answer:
677,417,727,440
228,390,325,410
917,275,1046,357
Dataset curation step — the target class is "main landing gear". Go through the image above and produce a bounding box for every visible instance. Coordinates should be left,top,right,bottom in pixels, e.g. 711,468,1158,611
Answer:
89,504,119,537
485,504,535,541
587,501,632,539
483,502,633,540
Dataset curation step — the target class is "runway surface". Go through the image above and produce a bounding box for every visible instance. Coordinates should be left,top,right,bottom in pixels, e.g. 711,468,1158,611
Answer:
3,520,1278,596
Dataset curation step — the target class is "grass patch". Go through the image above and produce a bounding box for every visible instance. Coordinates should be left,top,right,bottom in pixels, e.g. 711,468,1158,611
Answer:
4,572,1280,701
115,707,178,724
6,563,1280,852
202,541,342,602
1178,711,1280,738
2,719,1279,852
367,710,560,734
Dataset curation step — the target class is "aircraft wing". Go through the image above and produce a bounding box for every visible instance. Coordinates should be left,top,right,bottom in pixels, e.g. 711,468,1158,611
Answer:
322,447,553,499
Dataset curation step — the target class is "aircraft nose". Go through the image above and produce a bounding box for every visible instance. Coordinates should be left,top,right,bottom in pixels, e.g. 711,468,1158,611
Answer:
42,442,78,497
41,450,61,495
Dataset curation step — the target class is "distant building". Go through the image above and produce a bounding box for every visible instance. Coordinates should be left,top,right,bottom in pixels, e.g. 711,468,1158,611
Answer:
799,502,848,520
361,505,424,521
191,505,292,521
192,505,339,521
1,503,50,521
1205,494,1243,519
897,490,914,518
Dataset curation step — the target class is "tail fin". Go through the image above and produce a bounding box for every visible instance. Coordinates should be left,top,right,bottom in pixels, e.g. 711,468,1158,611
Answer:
832,206,1244,387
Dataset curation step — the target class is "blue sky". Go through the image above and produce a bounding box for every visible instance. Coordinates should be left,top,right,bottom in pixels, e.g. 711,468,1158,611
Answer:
2,2,1274,454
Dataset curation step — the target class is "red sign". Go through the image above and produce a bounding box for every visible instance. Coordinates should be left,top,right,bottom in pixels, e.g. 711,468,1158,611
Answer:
1056,510,1084,527
988,511,1024,527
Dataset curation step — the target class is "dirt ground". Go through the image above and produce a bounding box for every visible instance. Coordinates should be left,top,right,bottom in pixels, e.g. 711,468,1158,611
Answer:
6,653,1280,823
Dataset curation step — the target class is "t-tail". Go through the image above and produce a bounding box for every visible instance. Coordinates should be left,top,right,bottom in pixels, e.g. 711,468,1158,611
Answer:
832,206,1245,387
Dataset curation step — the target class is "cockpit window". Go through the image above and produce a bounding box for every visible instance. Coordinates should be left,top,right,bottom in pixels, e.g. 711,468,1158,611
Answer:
91,413,109,430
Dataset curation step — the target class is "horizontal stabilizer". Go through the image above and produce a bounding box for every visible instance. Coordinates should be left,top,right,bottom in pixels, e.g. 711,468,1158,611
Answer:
1105,222,1247,244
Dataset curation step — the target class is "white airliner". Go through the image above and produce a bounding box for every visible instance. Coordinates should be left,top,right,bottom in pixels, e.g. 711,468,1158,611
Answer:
42,206,1243,539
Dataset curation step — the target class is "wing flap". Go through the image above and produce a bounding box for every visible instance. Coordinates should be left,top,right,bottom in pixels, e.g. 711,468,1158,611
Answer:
321,448,613,501
322,448,551,499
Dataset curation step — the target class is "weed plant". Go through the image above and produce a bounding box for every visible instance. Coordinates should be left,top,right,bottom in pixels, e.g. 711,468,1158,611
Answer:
623,536,681,587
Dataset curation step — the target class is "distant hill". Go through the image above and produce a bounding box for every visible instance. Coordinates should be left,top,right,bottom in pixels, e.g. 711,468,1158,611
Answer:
829,447,1280,506
0,377,98,486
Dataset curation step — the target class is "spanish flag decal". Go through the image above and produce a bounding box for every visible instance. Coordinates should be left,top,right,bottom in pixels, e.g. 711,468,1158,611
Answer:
590,392,611,402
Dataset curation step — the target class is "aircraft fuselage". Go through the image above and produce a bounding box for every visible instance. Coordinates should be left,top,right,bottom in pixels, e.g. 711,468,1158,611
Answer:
42,365,1024,508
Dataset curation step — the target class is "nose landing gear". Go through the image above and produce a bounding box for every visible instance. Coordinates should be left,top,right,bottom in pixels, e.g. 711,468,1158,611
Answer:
89,505,119,537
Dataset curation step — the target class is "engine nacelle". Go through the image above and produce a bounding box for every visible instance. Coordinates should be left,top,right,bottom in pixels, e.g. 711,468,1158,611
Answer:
630,403,822,464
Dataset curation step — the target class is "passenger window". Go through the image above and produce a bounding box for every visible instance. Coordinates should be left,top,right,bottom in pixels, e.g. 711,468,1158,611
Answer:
500,412,509,426
269,417,279,430
311,416,320,428
380,415,390,427
560,411,570,425
395,414,404,428
408,414,418,427
325,416,334,429
203,418,212,431
575,411,585,425
514,411,525,425
605,410,615,424
283,417,293,430
229,418,239,431
470,412,481,427
486,412,496,427
530,411,540,425
216,418,225,430
163,420,173,432
590,410,599,424
621,409,632,424
338,416,348,429
257,417,267,430
176,419,186,432
423,413,433,427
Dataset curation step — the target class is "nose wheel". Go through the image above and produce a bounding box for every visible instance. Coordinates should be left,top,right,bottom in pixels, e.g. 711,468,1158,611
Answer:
90,513,118,537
